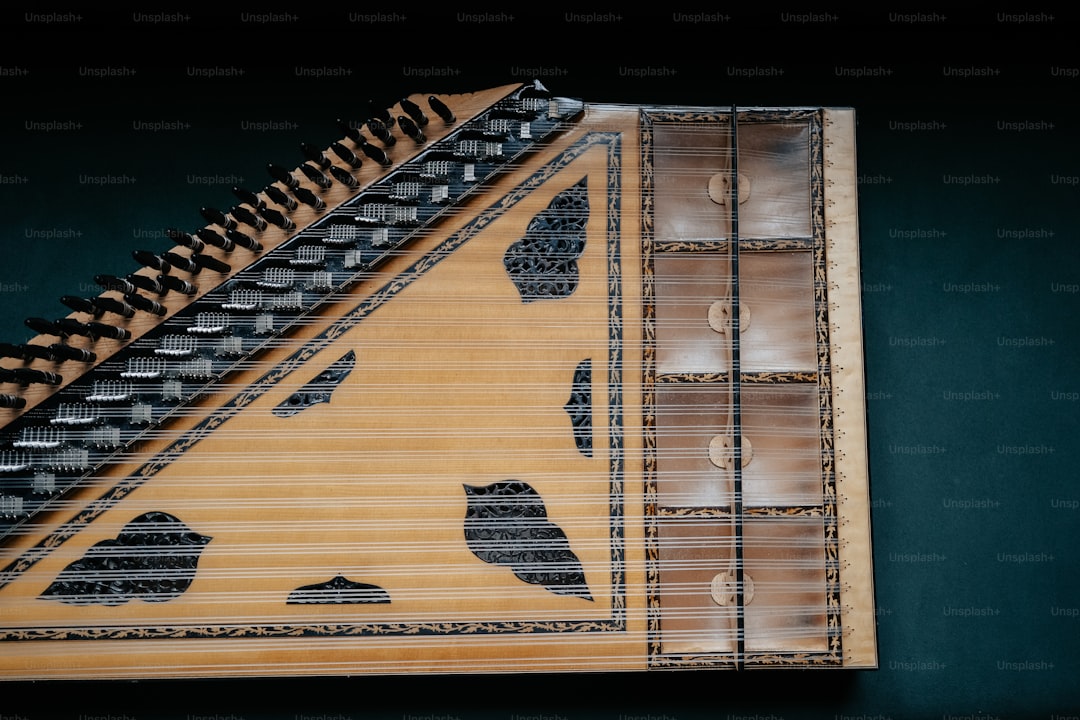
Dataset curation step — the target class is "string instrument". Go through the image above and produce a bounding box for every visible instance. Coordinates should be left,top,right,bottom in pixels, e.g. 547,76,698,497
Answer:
0,83,876,678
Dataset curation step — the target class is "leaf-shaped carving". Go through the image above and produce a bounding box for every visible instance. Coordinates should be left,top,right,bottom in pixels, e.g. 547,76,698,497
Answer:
503,177,589,302
40,511,211,605
463,481,593,600
273,350,357,417
564,359,593,458
287,574,390,604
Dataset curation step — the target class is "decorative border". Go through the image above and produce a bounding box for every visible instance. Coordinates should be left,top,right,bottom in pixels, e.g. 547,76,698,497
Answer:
641,108,841,668
657,506,826,520
2,132,627,642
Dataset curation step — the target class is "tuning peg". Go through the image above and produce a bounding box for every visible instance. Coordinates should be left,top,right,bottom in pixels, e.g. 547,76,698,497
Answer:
264,185,298,211
54,318,92,338
367,104,394,128
191,254,231,273
0,343,30,360
397,115,425,144
300,162,332,189
21,368,64,385
166,227,206,253
48,343,97,362
15,343,53,360
158,274,197,295
196,228,236,252
400,98,428,127
367,118,396,146
95,275,137,294
200,207,237,230
126,273,165,295
60,295,102,316
124,292,167,316
132,250,172,274
428,95,455,124
293,186,325,210
360,140,391,167
230,205,268,232
300,142,331,169
0,394,26,409
89,296,135,318
328,165,359,189
0,367,62,386
162,251,200,274
25,317,66,337
232,186,265,210
267,163,300,190
260,207,295,230
226,228,262,252
330,142,363,169
336,119,363,144
84,322,131,341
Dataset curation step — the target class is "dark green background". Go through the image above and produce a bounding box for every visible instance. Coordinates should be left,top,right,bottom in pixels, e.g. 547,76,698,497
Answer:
1,8,1077,719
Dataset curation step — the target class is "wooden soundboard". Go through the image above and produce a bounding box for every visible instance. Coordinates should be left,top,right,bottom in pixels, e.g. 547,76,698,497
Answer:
0,83,876,678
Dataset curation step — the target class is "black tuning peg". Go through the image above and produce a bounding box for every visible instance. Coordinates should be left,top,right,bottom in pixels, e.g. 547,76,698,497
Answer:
367,118,396,146
264,185,299,211
84,322,131,341
166,227,206,253
53,318,91,338
232,186,265,210
48,343,97,362
400,98,428,127
0,343,21,359
196,227,236,252
0,367,62,386
260,207,295,230
428,95,455,124
60,295,102,316
367,104,394,128
300,162,333,190
126,273,165,295
0,342,30,360
54,318,91,337
132,250,172,274
124,292,167,316
359,139,391,167
267,163,300,190
162,251,200,274
95,274,138,294
200,207,237,230
226,228,262,252
158,274,197,295
16,343,54,360
397,115,425,144
89,296,135,318
25,317,66,337
328,165,359,189
22,368,63,385
336,119,364,144
191,254,231,273
293,186,325,210
230,205,268,232
0,394,26,409
300,142,331,169
330,141,363,168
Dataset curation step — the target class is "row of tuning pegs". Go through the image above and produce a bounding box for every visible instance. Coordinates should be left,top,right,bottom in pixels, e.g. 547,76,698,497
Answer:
222,95,457,235
11,228,245,372
3,95,458,387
